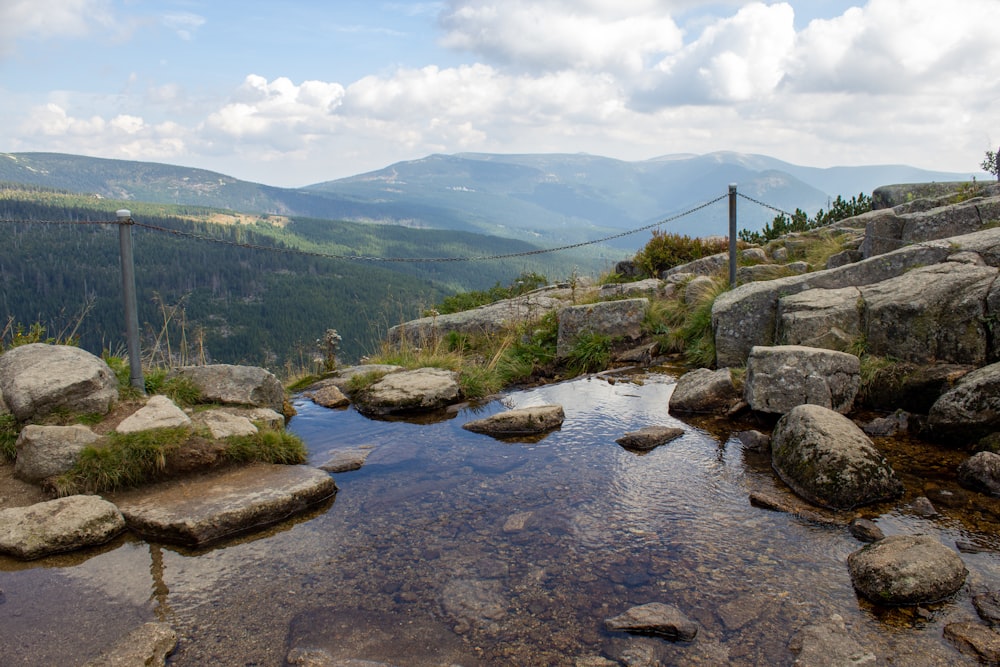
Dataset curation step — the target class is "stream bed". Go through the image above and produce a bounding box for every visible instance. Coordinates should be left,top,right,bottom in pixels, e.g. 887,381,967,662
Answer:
2,367,1000,665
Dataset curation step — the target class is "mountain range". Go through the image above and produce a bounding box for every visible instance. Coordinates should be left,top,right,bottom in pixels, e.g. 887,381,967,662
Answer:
0,151,974,252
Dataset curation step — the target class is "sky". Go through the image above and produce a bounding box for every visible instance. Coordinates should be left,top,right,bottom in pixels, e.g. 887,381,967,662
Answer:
1,0,998,188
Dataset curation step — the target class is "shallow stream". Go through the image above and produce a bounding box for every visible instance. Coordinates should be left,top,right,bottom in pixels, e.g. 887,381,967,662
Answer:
2,367,1000,665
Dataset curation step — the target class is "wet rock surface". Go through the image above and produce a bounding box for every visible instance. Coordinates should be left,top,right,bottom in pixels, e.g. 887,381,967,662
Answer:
604,602,698,641
82,621,177,667
615,425,684,451
0,495,126,559
847,534,968,606
462,404,565,437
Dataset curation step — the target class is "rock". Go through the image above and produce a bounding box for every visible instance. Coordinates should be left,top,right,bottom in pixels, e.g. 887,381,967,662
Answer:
771,404,903,509
848,518,884,543
744,345,860,415
116,395,192,434
0,495,126,560
615,342,660,365
353,367,461,416
173,364,284,411
684,275,719,305
462,405,565,437
193,410,258,439
944,622,1000,664
668,368,741,414
83,622,177,667
318,446,374,473
929,362,1000,443
109,463,336,547
847,534,968,605
861,413,908,438
741,247,767,263
310,384,350,409
285,650,395,667
736,430,770,452
789,614,876,667
957,451,1000,495
909,496,938,517
215,406,285,430
662,252,727,279
14,424,99,483
616,425,684,451
777,287,862,353
574,657,617,667
0,343,118,422
974,590,1000,627
502,511,534,532
826,249,863,269
599,278,672,300
556,298,648,358
319,365,404,393
604,602,698,641
861,363,971,414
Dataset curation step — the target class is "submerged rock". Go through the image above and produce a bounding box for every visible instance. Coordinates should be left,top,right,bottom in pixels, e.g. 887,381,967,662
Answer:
319,446,375,473
83,622,177,667
462,405,565,437
944,622,1000,664
788,614,876,667
615,425,684,452
847,534,968,606
604,602,698,641
0,495,126,560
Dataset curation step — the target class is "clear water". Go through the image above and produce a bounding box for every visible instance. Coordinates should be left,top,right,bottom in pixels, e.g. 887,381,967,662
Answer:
1,368,998,665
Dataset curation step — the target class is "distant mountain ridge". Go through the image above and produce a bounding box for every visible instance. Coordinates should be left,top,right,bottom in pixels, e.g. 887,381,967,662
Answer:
0,150,975,250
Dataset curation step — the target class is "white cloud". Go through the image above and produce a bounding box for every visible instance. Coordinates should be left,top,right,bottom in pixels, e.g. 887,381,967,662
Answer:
161,12,206,41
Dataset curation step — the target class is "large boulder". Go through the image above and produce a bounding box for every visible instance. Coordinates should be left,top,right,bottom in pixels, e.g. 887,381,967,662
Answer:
0,495,126,560
352,367,461,416
928,362,1000,443
556,298,648,358
14,424,100,483
777,287,862,352
462,405,565,437
744,346,860,415
668,368,741,414
172,364,284,412
0,344,118,422
847,534,968,605
771,404,903,509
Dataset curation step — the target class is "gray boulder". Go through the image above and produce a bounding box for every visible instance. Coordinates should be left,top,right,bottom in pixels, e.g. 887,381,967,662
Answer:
0,343,118,422
462,405,565,437
771,404,903,509
192,410,258,439
744,345,860,415
173,364,284,412
668,368,741,414
847,534,968,605
777,286,862,352
14,424,99,483
556,298,648,358
604,602,698,641
115,395,191,434
0,495,126,560
662,252,727,279
215,406,285,430
83,622,177,667
310,384,350,409
598,278,672,300
353,368,461,416
615,425,684,452
957,451,1000,496
928,362,1000,443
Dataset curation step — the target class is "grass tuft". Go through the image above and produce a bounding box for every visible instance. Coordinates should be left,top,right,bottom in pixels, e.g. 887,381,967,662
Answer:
565,331,612,375
0,414,19,463
224,429,307,464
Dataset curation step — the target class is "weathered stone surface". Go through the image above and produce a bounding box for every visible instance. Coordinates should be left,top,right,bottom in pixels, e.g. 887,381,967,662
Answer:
861,363,972,414
0,343,118,422
604,602,698,641
310,384,350,409
615,425,684,451
741,247,767,263
109,463,336,546
318,446,375,473
771,404,903,509
83,622,177,667
354,368,461,416
0,495,126,560
668,368,740,414
116,395,191,434
737,264,795,284
193,410,258,439
662,252,727,279
974,590,1000,627
216,406,285,430
929,362,1000,443
463,405,565,437
14,424,99,483
944,622,1000,664
736,429,770,452
556,298,648,358
789,614,876,667
684,275,718,305
599,278,672,300
173,364,284,411
847,534,968,605
848,518,885,543
744,345,860,415
826,249,863,269
957,451,1000,496
860,263,995,365
777,286,862,352
316,366,403,393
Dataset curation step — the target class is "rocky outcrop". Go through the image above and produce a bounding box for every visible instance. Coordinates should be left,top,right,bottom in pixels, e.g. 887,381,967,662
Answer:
599,278,673,300
462,405,565,437
743,345,860,415
0,495,126,559
0,344,118,422
353,368,461,416
847,534,968,605
14,424,100,483
83,622,177,667
109,463,336,547
668,368,741,414
615,425,684,451
771,405,903,509
556,298,648,358
604,602,698,641
928,362,1000,443
173,364,285,412
116,395,191,434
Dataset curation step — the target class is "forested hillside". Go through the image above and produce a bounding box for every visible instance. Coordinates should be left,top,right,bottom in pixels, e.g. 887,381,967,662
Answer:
0,185,594,371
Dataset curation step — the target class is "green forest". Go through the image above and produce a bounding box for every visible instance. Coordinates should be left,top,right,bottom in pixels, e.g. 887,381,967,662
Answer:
0,185,595,373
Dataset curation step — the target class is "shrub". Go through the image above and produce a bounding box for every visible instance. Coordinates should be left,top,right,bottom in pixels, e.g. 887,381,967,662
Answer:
632,231,730,278
434,271,548,315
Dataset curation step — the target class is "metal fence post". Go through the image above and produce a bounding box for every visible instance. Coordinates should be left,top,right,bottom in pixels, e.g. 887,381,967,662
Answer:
117,209,145,393
728,184,737,287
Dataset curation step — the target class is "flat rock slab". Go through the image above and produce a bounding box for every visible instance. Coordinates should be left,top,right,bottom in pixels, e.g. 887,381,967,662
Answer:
0,495,126,560
109,463,337,547
604,602,698,641
318,446,375,473
616,425,683,451
462,405,565,437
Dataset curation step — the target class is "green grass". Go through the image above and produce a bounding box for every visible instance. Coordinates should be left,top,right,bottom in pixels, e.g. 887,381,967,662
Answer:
0,414,18,463
564,331,613,375
224,429,307,464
